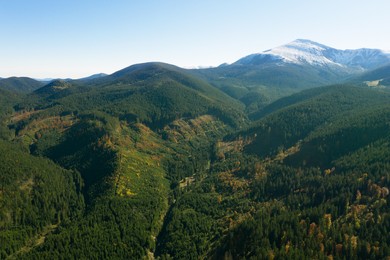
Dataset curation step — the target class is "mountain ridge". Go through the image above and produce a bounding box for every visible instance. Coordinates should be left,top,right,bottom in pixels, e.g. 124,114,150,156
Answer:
0,77,44,93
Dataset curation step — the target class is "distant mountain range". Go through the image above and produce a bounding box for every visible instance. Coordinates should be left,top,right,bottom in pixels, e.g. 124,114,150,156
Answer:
1,39,390,105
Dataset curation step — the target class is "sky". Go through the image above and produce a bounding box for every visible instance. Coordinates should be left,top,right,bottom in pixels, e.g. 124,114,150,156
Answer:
1,0,390,78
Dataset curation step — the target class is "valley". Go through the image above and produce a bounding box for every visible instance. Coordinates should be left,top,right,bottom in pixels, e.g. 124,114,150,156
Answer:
0,40,389,259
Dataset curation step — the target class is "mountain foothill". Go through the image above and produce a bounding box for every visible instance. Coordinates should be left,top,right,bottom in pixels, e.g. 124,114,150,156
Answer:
0,39,389,259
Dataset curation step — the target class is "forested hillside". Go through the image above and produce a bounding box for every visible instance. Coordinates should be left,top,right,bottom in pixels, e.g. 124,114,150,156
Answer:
153,85,390,259
0,140,84,259
0,89,21,140
242,85,390,157
0,62,389,259
1,63,243,258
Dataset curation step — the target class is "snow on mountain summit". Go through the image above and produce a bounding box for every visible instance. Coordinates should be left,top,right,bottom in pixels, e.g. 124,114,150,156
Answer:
263,39,339,66
235,39,390,70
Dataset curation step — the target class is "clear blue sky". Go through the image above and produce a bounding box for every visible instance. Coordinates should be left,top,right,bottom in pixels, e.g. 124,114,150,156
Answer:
1,0,389,78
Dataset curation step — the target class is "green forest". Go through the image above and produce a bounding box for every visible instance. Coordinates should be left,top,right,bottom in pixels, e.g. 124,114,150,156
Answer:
0,63,389,259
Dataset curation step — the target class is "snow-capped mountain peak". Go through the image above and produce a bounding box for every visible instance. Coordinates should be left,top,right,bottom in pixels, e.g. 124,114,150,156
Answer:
235,39,390,71
263,39,338,66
